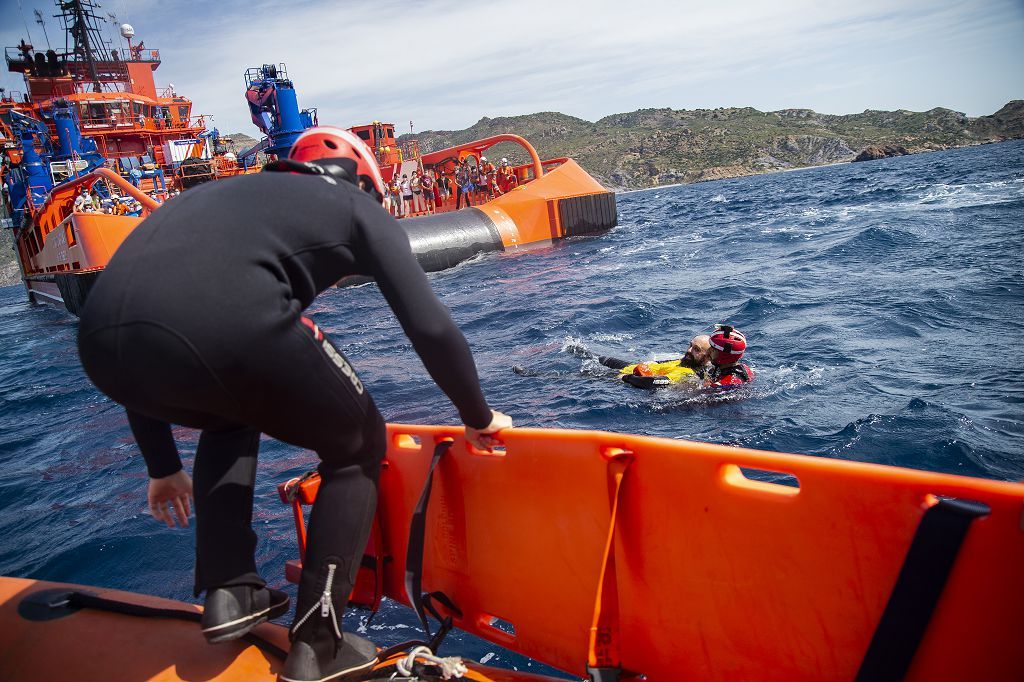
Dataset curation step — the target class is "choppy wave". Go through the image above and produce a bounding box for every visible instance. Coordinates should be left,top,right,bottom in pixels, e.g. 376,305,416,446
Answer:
1,140,1023,675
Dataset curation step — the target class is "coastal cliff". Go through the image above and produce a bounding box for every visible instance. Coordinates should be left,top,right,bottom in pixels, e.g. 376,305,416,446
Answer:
406,100,1024,190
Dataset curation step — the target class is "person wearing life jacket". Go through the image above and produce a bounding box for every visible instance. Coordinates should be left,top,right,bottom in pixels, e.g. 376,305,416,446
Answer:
76,126,512,682
707,324,755,387
598,334,712,388
498,158,519,193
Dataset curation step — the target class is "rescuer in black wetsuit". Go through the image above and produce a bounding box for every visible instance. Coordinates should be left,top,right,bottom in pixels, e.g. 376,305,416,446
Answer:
77,127,512,682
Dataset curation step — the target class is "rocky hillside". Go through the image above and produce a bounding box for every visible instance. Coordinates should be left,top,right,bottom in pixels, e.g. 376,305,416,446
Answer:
0,225,18,287
220,133,260,155
405,100,1024,189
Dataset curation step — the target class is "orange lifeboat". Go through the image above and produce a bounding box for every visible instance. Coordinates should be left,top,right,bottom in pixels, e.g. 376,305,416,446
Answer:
1,425,1021,680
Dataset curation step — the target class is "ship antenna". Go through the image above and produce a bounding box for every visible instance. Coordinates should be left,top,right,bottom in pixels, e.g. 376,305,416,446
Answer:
17,0,36,47
58,0,111,93
34,9,52,49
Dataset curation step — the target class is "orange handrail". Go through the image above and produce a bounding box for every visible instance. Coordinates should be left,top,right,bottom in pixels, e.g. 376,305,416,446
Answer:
56,168,161,212
420,134,544,179
92,168,162,211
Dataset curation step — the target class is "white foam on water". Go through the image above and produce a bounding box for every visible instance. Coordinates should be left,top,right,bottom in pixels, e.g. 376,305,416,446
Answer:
904,177,1024,210
591,332,635,342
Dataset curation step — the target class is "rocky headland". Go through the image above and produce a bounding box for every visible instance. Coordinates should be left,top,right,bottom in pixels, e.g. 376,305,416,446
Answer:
403,100,1024,190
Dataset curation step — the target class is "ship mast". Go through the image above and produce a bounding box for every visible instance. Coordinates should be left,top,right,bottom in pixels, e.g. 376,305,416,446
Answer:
59,0,112,93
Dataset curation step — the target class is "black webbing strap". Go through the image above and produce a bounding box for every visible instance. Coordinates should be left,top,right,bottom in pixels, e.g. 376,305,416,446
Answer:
423,592,462,652
855,496,989,682
64,591,288,660
404,439,455,641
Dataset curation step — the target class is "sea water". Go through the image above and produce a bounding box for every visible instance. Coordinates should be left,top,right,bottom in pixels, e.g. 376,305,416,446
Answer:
1,139,1022,676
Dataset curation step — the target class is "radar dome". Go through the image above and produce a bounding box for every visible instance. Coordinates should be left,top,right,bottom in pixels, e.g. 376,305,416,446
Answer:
120,24,135,39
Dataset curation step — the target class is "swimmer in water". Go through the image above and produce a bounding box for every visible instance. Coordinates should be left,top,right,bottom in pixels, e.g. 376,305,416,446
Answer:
706,325,755,386
598,334,713,388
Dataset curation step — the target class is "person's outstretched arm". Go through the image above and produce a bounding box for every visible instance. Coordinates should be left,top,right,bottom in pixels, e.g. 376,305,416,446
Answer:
598,355,632,370
126,410,192,527
352,192,509,444
127,410,182,478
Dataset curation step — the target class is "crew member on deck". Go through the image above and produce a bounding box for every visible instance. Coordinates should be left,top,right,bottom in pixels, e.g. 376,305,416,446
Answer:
77,126,511,682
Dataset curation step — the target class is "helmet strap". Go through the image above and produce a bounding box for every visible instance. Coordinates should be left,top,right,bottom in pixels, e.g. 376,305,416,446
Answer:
263,158,354,185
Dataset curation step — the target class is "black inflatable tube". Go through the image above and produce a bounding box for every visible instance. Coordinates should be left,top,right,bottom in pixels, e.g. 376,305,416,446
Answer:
401,208,505,273
336,208,504,287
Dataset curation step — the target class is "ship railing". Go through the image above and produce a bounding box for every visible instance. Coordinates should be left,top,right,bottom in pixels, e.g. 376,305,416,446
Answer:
128,48,161,63
25,185,50,212
76,113,206,133
1,88,26,103
244,63,289,89
3,47,32,71
418,134,546,182
66,169,161,213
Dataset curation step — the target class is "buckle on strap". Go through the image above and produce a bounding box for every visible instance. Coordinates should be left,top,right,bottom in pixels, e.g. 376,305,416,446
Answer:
587,667,621,682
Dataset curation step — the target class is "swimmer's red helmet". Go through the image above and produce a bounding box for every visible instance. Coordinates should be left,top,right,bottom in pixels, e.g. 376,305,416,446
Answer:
709,325,747,365
288,126,386,200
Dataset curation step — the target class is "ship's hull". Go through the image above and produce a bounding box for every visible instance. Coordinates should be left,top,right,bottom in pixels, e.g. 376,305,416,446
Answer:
23,271,102,315
19,160,617,314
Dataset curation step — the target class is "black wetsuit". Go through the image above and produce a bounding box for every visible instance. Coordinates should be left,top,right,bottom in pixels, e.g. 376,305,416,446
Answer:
77,171,491,615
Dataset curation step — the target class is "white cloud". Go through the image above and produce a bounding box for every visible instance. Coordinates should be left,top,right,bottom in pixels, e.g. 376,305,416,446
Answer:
2,0,1022,136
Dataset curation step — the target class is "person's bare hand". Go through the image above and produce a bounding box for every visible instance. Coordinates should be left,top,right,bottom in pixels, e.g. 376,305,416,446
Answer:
148,470,193,528
465,410,513,451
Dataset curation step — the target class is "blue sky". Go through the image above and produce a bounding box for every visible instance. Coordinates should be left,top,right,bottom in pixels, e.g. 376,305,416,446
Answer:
2,0,1022,136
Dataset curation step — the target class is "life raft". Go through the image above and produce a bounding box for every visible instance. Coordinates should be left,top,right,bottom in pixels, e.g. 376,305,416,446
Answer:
278,424,1024,682
2,425,1022,681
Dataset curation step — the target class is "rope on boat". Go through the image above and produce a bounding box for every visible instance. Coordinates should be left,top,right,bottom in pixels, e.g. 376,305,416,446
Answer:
393,645,468,679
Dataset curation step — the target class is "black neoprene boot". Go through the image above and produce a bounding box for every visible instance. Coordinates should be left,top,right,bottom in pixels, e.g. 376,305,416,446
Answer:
281,561,378,682
201,584,289,643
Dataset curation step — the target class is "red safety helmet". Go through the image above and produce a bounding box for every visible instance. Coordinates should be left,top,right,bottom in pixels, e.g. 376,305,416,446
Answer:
288,126,385,200
709,325,747,365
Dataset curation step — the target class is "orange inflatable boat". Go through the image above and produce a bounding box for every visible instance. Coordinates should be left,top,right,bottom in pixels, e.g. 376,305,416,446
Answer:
1,425,1022,681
